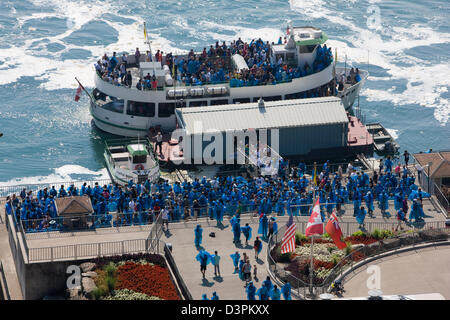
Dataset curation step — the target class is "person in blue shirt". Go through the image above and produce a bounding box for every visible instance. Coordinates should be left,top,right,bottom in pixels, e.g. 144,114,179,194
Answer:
356,206,367,228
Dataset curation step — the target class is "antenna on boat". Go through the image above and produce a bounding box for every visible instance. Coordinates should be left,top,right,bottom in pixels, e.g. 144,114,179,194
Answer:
144,22,157,76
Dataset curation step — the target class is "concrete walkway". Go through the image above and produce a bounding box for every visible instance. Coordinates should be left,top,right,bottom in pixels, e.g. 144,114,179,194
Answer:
0,210,23,299
160,217,275,300
342,245,450,299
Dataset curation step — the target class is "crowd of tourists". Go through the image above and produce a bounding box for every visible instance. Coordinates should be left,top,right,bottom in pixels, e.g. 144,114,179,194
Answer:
94,36,335,92
4,154,429,233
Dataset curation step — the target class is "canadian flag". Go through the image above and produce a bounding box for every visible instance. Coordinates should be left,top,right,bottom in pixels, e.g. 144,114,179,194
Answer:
74,85,82,102
305,198,323,237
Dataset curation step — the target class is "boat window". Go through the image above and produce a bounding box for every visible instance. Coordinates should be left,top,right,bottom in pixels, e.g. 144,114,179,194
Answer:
233,98,250,104
299,45,317,54
158,103,175,117
210,99,229,105
92,89,124,113
262,95,282,102
285,92,304,100
127,101,155,117
132,155,147,164
189,100,208,107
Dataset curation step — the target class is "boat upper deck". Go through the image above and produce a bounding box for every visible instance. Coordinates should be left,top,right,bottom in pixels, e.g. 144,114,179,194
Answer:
94,36,334,91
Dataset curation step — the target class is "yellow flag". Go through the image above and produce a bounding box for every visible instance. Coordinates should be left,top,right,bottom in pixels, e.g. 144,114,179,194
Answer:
313,165,317,186
335,48,338,63
144,23,147,41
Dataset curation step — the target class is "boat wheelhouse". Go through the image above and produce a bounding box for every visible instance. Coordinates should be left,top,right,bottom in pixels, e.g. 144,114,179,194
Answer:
104,138,160,185
90,24,368,137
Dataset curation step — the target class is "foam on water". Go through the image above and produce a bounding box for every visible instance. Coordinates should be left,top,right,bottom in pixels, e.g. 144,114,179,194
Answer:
290,0,450,125
0,165,110,187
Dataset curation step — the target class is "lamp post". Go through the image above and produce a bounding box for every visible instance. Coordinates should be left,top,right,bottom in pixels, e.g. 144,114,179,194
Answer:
427,161,432,194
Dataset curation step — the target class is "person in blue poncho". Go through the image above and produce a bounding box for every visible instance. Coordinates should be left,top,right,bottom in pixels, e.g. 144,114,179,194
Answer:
246,281,257,300
270,285,281,300
194,224,203,248
364,191,375,218
241,223,252,246
211,292,219,300
281,282,292,300
356,205,367,228
202,294,209,300
254,236,263,259
238,258,245,280
378,191,390,217
256,285,270,300
231,216,241,244
258,213,268,239
196,250,212,279
262,276,274,292
409,199,424,222
230,251,240,272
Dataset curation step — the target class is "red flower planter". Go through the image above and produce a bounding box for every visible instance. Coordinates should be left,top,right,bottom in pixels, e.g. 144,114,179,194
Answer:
116,262,180,300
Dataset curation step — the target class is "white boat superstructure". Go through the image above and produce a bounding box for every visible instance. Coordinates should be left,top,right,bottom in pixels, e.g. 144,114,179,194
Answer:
104,139,160,185
90,25,368,137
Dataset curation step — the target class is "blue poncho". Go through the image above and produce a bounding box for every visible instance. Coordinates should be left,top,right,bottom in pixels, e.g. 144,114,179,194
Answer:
194,225,203,247
258,214,268,237
241,225,252,241
196,250,212,266
270,287,281,300
356,208,367,225
281,282,292,300
256,286,270,300
246,283,256,300
230,252,240,268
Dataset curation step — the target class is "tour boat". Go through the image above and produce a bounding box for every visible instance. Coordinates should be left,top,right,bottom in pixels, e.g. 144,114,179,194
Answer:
90,24,368,137
103,138,160,185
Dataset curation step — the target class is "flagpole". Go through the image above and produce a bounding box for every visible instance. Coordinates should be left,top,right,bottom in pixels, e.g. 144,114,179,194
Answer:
310,235,313,294
75,77,95,105
144,22,157,77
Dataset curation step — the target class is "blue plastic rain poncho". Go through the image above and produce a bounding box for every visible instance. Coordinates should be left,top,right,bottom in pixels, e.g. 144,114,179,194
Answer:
256,286,270,300
246,282,256,300
258,214,268,238
230,252,240,269
356,207,367,226
196,250,212,266
409,200,424,222
262,278,274,292
232,219,241,243
270,287,281,300
281,282,292,300
202,294,209,300
256,239,263,255
241,225,252,242
211,292,219,300
194,225,203,247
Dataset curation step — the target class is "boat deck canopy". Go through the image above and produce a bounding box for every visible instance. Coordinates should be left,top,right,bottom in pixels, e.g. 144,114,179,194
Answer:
111,152,130,160
127,144,149,157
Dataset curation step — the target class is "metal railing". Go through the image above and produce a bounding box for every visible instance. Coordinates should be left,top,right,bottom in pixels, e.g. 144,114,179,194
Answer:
0,260,10,300
267,223,449,299
433,183,449,214
0,179,112,198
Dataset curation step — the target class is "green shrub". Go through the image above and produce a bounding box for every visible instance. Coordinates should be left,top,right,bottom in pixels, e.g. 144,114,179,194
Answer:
323,233,331,239
106,275,117,293
272,244,293,263
380,229,394,238
104,262,116,278
295,232,307,245
91,287,106,300
331,254,341,266
351,230,366,237
371,229,382,239
344,242,352,256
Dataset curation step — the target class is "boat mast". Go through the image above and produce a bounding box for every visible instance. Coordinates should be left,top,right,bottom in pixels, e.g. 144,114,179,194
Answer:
144,22,157,77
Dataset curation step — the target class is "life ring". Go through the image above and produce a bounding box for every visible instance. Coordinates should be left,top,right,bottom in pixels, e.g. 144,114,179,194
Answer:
134,164,144,170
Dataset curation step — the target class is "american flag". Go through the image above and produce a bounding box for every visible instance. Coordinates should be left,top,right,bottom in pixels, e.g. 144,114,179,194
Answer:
281,214,296,254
